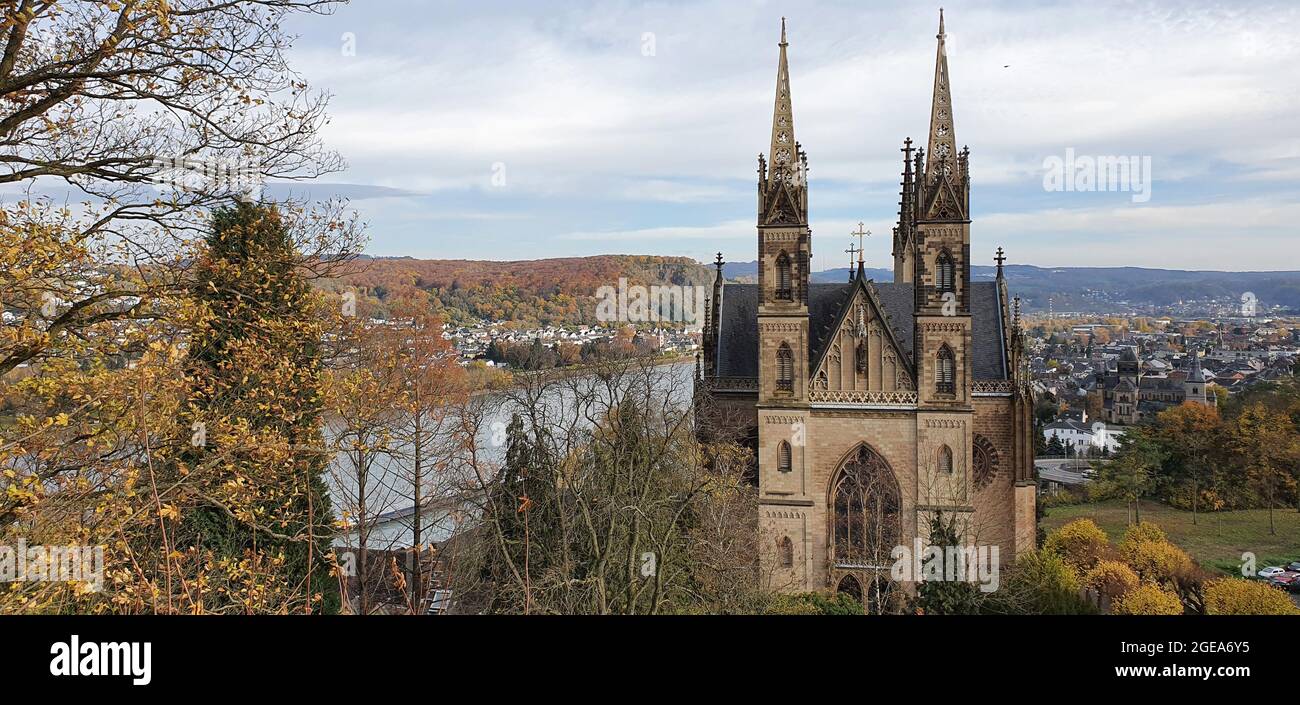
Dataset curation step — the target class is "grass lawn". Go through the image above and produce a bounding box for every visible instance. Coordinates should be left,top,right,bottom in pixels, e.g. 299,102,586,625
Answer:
1043,499,1300,576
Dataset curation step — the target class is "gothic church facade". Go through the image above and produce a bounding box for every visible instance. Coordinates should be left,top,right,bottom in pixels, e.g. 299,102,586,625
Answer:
696,14,1037,604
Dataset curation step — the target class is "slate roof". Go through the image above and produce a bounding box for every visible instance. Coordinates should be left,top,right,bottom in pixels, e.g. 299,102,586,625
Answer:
713,281,1009,381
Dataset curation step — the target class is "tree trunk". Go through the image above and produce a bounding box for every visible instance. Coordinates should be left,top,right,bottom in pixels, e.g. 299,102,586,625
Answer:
1267,478,1277,536
412,423,423,614
356,447,369,616
1191,476,1198,525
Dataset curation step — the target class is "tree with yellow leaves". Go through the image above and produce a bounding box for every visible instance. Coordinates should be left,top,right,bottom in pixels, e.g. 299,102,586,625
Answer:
1111,583,1183,615
1043,518,1109,573
0,0,347,376
1083,560,1140,601
1203,578,1300,615
1234,402,1300,535
1153,402,1226,524
1,0,360,614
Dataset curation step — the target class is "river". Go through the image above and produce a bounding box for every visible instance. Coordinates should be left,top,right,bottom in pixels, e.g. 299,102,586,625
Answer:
327,359,696,549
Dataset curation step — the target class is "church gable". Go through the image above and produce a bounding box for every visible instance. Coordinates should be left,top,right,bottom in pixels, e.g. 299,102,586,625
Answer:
762,181,803,226
810,282,915,393
923,175,966,221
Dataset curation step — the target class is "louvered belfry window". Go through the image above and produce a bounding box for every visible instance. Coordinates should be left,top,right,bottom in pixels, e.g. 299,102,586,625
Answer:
936,345,955,395
936,250,955,293
775,251,793,301
776,342,793,391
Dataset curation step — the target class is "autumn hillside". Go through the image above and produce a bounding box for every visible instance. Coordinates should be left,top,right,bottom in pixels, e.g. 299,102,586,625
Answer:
320,255,716,327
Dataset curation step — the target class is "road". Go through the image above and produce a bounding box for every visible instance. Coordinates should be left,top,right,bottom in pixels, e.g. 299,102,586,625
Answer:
1035,457,1097,487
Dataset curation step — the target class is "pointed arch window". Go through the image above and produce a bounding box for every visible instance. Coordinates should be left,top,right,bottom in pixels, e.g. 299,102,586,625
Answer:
776,342,794,391
938,445,954,475
936,345,956,395
775,251,793,301
832,445,901,568
936,250,956,293
778,536,794,568
778,441,792,473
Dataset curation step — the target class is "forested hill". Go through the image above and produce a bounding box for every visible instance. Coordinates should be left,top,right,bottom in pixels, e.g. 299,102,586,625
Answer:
326,255,1300,326
327,255,715,327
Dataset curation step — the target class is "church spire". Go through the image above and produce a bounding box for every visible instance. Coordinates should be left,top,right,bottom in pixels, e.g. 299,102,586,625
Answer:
758,17,808,227
768,17,797,173
924,8,958,185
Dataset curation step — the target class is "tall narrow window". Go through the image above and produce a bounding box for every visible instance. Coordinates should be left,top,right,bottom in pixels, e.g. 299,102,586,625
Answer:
775,252,793,301
936,250,955,293
778,441,793,473
832,444,901,568
778,536,794,568
938,445,954,475
776,342,793,392
936,345,955,395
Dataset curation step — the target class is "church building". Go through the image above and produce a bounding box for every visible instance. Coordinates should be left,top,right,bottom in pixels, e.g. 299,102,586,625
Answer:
696,13,1037,608
1092,347,1216,425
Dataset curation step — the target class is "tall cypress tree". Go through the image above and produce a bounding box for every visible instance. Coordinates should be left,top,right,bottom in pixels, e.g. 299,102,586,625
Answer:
172,201,338,613
913,512,985,615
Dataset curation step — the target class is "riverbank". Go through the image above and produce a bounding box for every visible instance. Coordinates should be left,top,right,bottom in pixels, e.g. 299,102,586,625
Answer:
477,353,695,391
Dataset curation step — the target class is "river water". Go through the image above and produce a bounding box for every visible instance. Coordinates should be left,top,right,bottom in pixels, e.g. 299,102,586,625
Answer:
327,360,696,549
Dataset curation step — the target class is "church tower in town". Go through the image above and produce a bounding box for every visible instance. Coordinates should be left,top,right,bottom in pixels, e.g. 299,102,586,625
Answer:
755,17,812,453
911,9,979,533
697,13,1037,610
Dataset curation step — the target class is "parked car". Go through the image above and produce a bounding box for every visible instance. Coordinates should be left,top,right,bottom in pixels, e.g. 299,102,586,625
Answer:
1258,566,1288,580
1268,572,1300,590
1287,561,1300,573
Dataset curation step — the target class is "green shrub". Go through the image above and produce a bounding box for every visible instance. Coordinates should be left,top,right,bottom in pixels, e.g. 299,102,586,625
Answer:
986,550,1096,615
764,592,863,615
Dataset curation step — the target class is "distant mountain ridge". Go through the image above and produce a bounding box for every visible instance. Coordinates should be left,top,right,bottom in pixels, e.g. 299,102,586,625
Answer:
725,260,1300,314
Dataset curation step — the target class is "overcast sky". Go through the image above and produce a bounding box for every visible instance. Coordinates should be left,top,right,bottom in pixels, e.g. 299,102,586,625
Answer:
279,0,1300,270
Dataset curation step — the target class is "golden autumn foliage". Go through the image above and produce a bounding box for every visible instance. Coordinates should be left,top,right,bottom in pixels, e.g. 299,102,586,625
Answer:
1039,517,1298,615
1083,560,1140,599
1043,518,1109,572
1,202,363,615
1118,521,1167,550
1203,578,1300,615
326,254,714,328
0,0,364,614
1111,583,1184,615
1120,539,1193,586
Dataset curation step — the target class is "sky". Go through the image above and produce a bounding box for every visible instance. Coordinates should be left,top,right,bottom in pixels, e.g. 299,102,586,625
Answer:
276,0,1300,270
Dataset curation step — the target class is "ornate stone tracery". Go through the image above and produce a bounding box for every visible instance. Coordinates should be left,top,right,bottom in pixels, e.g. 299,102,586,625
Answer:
973,434,1000,489
830,444,901,569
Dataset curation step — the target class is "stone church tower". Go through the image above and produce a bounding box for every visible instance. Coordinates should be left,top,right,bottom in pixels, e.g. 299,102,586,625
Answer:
911,10,979,541
756,19,812,413
697,13,1037,610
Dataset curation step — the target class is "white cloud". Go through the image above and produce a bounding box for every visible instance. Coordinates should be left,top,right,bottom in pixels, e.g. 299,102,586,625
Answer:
283,0,1300,269
981,198,1300,269
559,219,753,242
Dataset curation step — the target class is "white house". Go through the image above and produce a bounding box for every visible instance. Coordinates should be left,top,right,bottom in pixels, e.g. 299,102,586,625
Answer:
1043,419,1126,455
